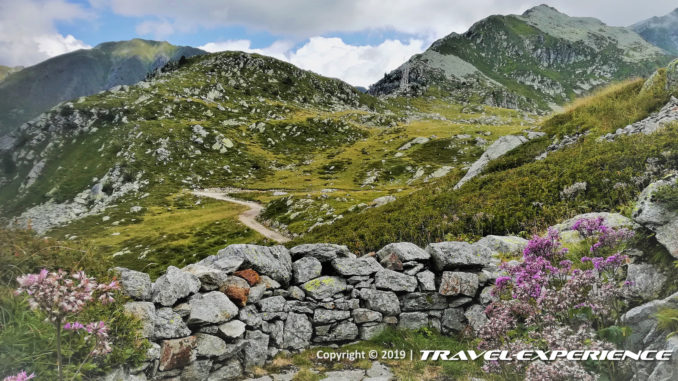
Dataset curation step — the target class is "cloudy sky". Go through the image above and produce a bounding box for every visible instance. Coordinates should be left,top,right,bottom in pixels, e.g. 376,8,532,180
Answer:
1,0,676,87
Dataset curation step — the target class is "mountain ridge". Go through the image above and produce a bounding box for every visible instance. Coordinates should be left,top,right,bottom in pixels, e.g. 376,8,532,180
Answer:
632,7,678,55
369,5,673,112
0,39,205,136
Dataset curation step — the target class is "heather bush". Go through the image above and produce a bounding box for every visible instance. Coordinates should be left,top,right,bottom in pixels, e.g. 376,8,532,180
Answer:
13,269,119,380
0,228,148,380
478,218,634,380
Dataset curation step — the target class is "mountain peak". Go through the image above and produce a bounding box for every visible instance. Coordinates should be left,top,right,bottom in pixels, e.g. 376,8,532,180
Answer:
522,4,563,17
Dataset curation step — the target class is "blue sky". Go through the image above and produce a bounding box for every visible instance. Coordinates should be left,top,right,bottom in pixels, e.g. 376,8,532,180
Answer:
1,0,677,87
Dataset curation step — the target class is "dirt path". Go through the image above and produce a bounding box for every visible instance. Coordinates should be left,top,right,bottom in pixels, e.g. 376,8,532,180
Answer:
192,189,290,243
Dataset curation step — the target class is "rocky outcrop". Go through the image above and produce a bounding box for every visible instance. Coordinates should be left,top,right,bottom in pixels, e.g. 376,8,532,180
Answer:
633,175,678,258
454,131,545,189
114,241,501,380
598,97,678,142
621,291,678,380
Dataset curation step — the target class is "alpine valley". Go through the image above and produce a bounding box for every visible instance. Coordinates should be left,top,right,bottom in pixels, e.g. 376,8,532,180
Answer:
2,4,678,381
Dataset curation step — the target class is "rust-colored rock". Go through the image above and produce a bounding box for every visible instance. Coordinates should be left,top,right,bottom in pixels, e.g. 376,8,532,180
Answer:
234,269,261,286
159,336,196,371
222,285,249,307
379,253,403,271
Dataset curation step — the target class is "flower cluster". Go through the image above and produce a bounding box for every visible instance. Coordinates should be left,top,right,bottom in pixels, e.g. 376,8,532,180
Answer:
2,371,35,381
14,269,119,379
479,218,633,378
15,269,118,323
572,217,634,253
64,320,112,356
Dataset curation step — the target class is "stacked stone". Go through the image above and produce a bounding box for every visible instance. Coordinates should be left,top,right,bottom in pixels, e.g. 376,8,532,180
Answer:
114,237,526,380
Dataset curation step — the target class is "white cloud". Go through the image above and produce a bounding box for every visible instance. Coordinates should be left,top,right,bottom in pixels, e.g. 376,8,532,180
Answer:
106,0,678,42
34,34,91,58
136,19,175,39
200,37,426,88
0,0,92,67
199,39,293,61
288,37,425,88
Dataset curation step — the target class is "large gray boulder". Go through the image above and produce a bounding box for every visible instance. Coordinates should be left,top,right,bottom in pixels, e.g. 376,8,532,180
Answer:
376,242,430,262
187,291,239,326
154,308,191,340
442,308,465,332
323,320,359,342
454,134,528,189
202,245,293,285
301,276,347,300
292,257,322,284
242,330,270,367
194,333,229,358
626,263,667,301
374,269,417,292
416,270,436,291
633,176,678,258
554,212,637,232
283,312,313,350
398,312,428,330
352,308,382,324
114,267,152,300
331,256,383,276
313,309,351,324
359,289,400,316
622,291,678,351
181,359,212,381
426,242,492,271
207,359,242,381
621,291,678,380
152,266,201,306
123,301,155,338
474,236,528,256
181,264,228,291
217,320,246,339
257,296,286,312
439,272,479,297
464,304,488,333
400,292,448,311
290,243,352,262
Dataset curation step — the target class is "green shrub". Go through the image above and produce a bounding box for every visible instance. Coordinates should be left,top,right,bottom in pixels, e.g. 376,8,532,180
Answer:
656,308,678,338
0,229,148,379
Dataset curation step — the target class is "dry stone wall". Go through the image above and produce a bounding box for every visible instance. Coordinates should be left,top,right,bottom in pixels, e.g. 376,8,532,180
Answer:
108,237,527,381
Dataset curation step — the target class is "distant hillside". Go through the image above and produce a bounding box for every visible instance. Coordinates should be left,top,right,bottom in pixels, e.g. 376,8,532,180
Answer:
306,60,678,251
0,65,22,82
370,5,672,112
0,50,537,275
632,8,678,55
0,39,205,135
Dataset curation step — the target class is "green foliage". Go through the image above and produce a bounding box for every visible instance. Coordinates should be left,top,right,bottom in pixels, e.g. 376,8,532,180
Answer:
655,308,678,337
653,179,678,211
0,229,148,379
0,228,111,285
597,325,632,347
299,80,678,253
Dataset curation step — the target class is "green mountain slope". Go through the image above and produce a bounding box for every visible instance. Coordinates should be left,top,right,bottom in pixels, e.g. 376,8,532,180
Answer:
632,8,678,55
302,62,678,251
0,39,205,136
0,65,22,82
0,51,536,276
370,5,673,112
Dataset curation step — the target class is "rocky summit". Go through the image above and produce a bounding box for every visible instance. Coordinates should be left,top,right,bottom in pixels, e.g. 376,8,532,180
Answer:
369,5,672,112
